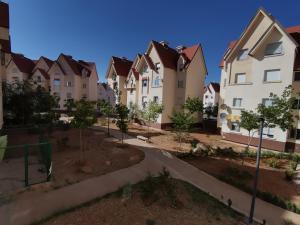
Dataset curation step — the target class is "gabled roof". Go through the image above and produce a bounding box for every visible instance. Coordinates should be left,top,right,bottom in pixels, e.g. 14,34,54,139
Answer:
182,44,199,61
58,54,95,76
209,82,220,93
0,38,11,53
40,56,54,68
0,2,9,28
111,56,133,77
151,40,179,70
10,53,35,74
220,8,300,68
32,68,50,80
143,54,156,70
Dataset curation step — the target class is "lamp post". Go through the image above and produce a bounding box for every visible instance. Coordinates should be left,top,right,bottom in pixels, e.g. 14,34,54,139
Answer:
248,117,264,224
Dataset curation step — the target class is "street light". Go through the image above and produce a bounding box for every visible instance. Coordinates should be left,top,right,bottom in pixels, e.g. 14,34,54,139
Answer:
248,117,264,224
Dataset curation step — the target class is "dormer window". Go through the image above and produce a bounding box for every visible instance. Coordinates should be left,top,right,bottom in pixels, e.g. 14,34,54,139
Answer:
265,42,283,56
237,49,249,61
143,65,148,73
37,76,42,83
155,63,161,70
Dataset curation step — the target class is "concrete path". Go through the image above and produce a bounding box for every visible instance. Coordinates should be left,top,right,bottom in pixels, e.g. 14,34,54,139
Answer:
1,126,300,225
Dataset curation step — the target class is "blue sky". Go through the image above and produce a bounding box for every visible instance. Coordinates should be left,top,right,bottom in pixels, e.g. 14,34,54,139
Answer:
6,0,300,84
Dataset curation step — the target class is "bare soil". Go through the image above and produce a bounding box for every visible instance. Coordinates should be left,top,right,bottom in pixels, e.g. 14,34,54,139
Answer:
40,179,246,225
1,128,144,195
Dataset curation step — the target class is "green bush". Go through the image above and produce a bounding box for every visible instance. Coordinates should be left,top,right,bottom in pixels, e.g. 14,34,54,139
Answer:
285,169,295,181
290,161,298,171
190,139,199,149
266,158,280,168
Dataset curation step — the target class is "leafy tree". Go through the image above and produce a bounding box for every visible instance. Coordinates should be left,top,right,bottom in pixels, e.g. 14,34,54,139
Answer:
240,110,260,148
128,102,141,122
69,99,97,159
115,104,129,144
141,101,163,140
169,110,195,149
183,97,203,114
97,100,115,136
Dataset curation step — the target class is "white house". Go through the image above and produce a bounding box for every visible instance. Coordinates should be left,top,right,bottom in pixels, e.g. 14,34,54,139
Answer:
203,82,220,107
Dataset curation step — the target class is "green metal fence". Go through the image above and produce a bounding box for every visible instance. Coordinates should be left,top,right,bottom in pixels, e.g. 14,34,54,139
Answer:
1,141,52,187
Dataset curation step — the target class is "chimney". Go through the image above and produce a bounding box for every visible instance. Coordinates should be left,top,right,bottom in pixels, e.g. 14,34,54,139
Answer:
159,41,169,47
0,1,10,28
176,45,186,53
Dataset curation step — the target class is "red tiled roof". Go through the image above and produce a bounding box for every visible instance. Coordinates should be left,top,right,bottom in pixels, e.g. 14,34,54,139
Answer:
131,68,140,80
0,2,9,28
182,44,199,61
152,40,179,70
219,40,237,68
112,56,133,77
143,54,155,70
210,82,220,93
0,38,11,53
60,54,95,76
11,53,35,74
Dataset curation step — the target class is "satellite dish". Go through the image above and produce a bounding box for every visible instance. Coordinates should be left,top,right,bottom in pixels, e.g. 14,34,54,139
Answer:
219,112,228,124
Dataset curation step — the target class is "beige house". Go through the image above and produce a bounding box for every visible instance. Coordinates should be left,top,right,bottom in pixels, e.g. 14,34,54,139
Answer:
125,54,141,108
48,54,98,109
30,56,54,90
97,82,114,105
218,8,300,152
203,82,220,108
106,56,133,105
123,40,207,128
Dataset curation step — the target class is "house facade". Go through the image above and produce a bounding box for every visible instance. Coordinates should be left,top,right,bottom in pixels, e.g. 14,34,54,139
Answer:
203,82,220,107
121,40,207,128
48,54,98,109
218,8,300,152
106,56,133,105
97,82,114,105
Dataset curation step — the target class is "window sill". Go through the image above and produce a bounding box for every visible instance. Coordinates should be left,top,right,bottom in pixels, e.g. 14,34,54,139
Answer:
231,107,244,110
151,86,163,88
229,82,253,86
263,81,282,84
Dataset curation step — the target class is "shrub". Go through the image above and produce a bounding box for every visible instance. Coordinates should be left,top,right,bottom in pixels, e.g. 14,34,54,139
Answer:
266,158,280,168
290,161,298,171
224,166,253,181
285,169,295,181
190,139,199,149
122,183,133,200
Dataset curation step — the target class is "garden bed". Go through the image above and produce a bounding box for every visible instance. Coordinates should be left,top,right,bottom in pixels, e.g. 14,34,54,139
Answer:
0,128,144,199
37,172,247,225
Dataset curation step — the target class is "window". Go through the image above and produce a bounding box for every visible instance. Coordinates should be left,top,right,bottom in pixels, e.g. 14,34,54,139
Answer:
130,89,133,94
143,65,148,73
231,122,240,132
67,93,72,99
83,83,87,88
262,98,274,107
294,71,300,81
265,42,283,56
155,63,161,70
66,81,72,87
142,79,147,87
232,98,242,107
37,76,42,83
53,79,60,86
235,73,246,84
262,127,274,138
178,80,184,88
112,73,117,81
264,69,280,82
205,95,208,99
290,128,300,140
237,49,249,61
153,96,159,103
153,76,160,87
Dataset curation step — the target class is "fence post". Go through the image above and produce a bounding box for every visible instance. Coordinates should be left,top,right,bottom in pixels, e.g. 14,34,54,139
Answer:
24,144,29,187
46,142,52,182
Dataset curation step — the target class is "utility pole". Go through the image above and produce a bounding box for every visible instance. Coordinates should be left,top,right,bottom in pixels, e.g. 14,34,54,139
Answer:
248,117,264,224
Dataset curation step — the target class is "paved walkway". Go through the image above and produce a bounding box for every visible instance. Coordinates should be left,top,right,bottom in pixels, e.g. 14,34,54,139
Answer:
1,126,300,225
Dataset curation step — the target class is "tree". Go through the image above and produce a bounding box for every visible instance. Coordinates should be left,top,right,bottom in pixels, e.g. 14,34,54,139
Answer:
141,101,163,140
169,110,195,150
115,104,129,144
64,98,75,113
183,97,203,114
69,99,97,159
97,100,114,136
128,102,141,122
240,110,260,148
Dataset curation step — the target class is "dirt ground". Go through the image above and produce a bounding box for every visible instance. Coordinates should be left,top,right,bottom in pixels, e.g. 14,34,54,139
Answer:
1,128,144,196
40,179,246,225
185,156,300,204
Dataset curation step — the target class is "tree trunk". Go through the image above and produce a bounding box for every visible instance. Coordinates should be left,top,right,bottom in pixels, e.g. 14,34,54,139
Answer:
247,131,251,148
107,116,110,136
148,123,150,141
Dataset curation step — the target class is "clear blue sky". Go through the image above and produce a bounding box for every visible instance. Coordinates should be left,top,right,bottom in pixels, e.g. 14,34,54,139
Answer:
6,0,300,84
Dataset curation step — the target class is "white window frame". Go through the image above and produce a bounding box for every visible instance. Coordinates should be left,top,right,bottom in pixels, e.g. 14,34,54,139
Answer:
265,42,283,56
232,98,242,108
235,73,246,84
264,69,281,82
262,98,274,107
237,49,249,61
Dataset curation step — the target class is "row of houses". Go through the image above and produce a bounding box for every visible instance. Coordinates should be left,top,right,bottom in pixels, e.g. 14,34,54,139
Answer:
0,2,114,114
105,40,208,128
